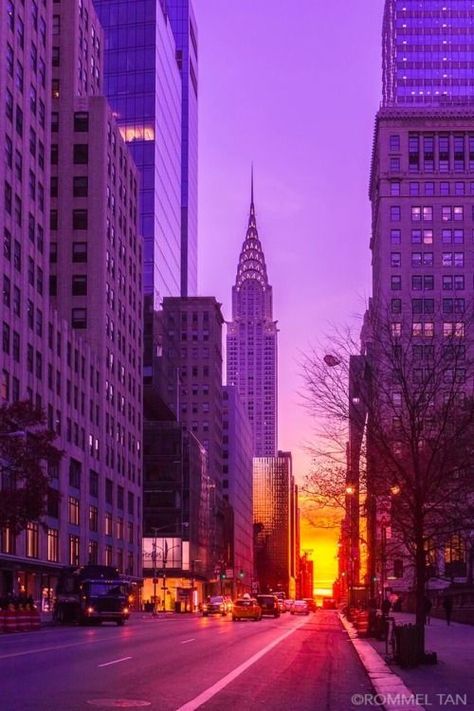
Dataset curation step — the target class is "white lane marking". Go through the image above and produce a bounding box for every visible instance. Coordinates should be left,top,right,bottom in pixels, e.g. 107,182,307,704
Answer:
0,639,106,661
176,616,308,711
180,638,195,645
98,656,132,668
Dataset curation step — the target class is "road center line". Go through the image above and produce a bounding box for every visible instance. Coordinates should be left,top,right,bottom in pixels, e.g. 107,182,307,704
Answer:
180,638,195,645
176,617,308,711
98,656,132,668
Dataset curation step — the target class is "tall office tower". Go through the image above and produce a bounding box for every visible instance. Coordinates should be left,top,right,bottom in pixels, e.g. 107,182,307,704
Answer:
227,179,278,457
166,1,198,297
363,1,474,597
222,386,254,593
93,0,183,311
382,0,474,107
253,452,297,597
0,0,142,601
159,297,229,575
50,0,143,572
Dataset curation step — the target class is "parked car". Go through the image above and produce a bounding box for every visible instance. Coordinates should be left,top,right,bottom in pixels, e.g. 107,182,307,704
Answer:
284,598,295,613
256,594,280,618
277,599,286,613
232,598,262,621
290,600,309,615
303,598,317,612
202,595,227,617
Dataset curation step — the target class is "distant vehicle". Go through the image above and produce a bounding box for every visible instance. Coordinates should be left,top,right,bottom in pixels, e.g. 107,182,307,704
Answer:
202,595,227,617
277,599,286,613
290,600,309,615
232,598,262,621
54,565,130,626
256,594,280,618
303,598,317,612
322,597,337,610
284,598,295,612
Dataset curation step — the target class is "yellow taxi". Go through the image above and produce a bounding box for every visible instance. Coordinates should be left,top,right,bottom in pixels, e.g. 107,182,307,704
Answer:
232,597,262,621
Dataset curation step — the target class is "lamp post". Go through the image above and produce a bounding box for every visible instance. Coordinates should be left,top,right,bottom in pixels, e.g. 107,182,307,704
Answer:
345,485,355,607
150,522,188,613
190,558,201,612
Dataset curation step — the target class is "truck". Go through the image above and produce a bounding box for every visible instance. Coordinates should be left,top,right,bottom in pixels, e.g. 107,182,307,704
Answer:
54,565,130,625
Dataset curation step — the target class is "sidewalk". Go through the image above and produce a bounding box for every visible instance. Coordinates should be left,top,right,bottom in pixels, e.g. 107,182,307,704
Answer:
366,612,474,709
343,610,474,710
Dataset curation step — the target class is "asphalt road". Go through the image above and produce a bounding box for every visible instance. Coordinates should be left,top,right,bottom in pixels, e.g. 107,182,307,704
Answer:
0,610,374,710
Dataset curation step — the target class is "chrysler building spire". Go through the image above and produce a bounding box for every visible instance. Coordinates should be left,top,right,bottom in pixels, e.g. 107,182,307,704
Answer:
227,171,278,456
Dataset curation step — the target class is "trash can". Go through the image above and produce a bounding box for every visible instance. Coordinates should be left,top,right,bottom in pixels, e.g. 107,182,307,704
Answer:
174,601,182,613
394,624,423,668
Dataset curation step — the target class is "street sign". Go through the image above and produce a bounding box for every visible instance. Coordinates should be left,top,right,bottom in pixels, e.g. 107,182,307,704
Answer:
225,569,233,579
251,581,258,593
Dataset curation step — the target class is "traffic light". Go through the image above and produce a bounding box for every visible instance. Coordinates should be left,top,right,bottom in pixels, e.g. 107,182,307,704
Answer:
238,570,245,580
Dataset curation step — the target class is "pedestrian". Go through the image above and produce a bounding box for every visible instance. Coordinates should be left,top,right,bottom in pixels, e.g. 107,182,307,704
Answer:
443,594,453,626
423,595,432,625
381,597,391,618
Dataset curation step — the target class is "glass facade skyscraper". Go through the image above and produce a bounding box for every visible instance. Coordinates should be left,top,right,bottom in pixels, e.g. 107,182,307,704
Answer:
93,0,182,306
167,0,199,297
383,0,474,106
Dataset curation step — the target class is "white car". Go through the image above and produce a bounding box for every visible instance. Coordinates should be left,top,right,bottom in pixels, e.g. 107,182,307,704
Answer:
290,600,309,615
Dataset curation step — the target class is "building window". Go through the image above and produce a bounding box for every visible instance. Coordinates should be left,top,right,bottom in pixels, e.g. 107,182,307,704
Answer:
72,308,87,329
391,276,401,290
69,458,81,488
73,144,88,164
26,523,39,558
390,253,401,268
105,513,112,536
89,505,98,532
72,274,87,295
390,182,400,196
47,528,59,562
390,229,401,245
72,242,87,262
390,206,401,222
72,209,88,230
389,135,400,152
73,176,88,197
69,535,80,566
89,469,99,497
74,112,89,132
68,496,80,525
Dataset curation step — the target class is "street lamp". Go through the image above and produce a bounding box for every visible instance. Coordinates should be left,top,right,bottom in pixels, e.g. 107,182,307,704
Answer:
345,485,356,608
190,559,201,612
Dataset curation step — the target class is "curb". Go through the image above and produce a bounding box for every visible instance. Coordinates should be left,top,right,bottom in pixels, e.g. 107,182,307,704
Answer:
338,613,426,711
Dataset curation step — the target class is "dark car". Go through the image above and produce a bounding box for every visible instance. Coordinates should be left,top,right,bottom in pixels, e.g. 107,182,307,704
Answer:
322,597,337,610
256,594,280,618
202,595,227,617
303,598,317,612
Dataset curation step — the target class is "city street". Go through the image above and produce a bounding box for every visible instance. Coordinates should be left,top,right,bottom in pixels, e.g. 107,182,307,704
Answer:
0,610,373,710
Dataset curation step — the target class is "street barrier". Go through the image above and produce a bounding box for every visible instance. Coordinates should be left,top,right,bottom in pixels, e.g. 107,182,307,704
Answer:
4,607,17,633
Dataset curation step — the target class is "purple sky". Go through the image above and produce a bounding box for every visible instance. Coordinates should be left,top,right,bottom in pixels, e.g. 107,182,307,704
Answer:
196,1,384,483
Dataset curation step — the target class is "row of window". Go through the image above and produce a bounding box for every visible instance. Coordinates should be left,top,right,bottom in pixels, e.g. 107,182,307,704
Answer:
391,274,467,290
390,228,466,244
391,298,466,314
389,180,474,196
390,251,466,267
390,321,465,338
390,205,466,221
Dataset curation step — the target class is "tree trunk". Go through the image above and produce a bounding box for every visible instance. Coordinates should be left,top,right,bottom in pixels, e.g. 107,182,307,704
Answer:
414,507,426,661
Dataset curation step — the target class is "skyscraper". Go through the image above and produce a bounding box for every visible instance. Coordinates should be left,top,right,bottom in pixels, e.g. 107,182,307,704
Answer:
227,176,278,457
0,0,143,601
363,0,474,597
253,452,297,597
93,0,183,306
382,0,474,107
167,0,199,297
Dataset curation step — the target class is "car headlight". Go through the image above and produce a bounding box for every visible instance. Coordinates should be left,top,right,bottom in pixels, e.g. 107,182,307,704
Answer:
203,605,208,610
123,607,129,614
87,606,95,614
219,604,224,610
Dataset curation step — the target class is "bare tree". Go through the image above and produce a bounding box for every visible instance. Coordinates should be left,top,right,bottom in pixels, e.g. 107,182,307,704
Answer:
0,401,62,535
301,308,474,657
